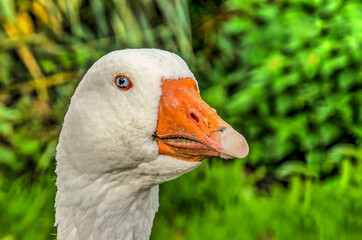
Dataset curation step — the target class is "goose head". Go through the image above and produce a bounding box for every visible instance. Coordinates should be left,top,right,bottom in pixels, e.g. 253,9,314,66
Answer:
57,49,248,185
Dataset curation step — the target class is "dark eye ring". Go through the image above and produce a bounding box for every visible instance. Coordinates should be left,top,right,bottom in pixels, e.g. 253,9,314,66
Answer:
114,74,133,91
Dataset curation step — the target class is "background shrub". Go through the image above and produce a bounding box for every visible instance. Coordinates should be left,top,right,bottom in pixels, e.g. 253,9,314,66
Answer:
0,0,361,239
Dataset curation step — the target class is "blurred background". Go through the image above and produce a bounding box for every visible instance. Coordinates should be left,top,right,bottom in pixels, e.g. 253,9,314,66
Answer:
0,0,361,239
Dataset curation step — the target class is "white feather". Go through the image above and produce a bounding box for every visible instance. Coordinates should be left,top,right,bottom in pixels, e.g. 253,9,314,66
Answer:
55,49,201,240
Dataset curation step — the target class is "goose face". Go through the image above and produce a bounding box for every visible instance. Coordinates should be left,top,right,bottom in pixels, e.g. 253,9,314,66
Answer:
58,49,248,180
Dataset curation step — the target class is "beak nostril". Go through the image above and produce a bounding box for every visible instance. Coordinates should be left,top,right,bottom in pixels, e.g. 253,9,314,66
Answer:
190,112,199,123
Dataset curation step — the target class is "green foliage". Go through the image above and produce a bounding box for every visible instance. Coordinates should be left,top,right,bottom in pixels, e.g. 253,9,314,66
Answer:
199,0,362,178
0,0,361,239
154,161,362,239
0,176,56,240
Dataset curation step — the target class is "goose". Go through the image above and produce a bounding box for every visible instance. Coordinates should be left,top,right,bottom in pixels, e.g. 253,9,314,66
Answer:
55,49,249,240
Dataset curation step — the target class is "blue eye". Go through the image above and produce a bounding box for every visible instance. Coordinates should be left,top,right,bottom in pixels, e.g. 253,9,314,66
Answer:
114,75,133,91
116,76,129,88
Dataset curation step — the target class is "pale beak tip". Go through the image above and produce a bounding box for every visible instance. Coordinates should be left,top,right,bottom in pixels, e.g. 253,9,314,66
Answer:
220,128,249,159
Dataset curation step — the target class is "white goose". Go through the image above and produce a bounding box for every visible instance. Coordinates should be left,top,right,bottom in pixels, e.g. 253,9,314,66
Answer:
55,49,249,240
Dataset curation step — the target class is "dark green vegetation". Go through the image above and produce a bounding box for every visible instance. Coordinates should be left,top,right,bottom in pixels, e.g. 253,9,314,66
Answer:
0,0,361,239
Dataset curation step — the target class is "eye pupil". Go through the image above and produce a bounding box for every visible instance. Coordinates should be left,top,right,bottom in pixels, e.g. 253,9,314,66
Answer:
116,76,129,88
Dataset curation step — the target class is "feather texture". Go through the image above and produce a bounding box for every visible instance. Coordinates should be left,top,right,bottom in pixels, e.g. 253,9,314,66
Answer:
55,49,200,240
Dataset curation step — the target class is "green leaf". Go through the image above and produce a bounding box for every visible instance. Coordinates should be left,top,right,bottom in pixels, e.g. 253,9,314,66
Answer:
12,135,41,156
307,150,325,174
0,145,16,166
276,161,317,178
37,140,57,170
202,85,227,107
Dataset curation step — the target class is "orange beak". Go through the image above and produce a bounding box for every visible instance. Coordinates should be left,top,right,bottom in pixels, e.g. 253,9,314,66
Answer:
154,78,249,162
